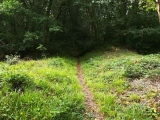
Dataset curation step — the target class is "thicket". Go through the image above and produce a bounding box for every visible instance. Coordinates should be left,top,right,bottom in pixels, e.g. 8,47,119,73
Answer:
0,0,160,58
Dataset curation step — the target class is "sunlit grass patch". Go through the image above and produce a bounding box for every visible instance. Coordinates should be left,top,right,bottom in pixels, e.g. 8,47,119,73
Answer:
0,57,84,120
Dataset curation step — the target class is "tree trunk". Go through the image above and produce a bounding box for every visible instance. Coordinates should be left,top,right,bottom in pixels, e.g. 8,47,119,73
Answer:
156,1,160,22
153,0,160,22
45,0,53,44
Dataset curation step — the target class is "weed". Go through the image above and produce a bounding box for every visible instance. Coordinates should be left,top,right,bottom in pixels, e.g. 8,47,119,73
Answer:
146,91,157,98
128,94,141,102
5,54,20,65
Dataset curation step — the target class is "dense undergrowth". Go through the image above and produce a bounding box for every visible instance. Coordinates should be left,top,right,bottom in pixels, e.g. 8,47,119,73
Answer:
81,46,160,120
0,57,84,120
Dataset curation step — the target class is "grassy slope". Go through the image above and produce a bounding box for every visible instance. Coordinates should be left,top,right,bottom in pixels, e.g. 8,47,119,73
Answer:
81,46,160,120
0,47,160,120
0,57,84,120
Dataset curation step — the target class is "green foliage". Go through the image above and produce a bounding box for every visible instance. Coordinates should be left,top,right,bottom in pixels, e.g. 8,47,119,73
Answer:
125,55,160,78
0,0,160,56
36,44,47,57
124,27,160,53
0,0,60,56
24,32,42,46
0,0,23,15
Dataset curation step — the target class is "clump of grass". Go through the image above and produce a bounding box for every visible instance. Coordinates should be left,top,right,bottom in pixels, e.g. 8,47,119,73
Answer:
121,103,154,120
48,57,75,68
128,94,141,102
5,72,33,91
112,79,126,93
48,57,65,67
146,91,157,99
125,55,160,79
0,64,34,92
45,71,72,84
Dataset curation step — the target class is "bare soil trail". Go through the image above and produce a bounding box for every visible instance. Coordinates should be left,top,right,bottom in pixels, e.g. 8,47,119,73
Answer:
77,59,104,120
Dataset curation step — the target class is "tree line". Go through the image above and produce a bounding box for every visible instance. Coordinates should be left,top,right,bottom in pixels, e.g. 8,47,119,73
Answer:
0,0,160,58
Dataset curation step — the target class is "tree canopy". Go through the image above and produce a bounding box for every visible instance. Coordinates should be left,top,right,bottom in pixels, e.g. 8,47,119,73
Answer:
0,0,160,58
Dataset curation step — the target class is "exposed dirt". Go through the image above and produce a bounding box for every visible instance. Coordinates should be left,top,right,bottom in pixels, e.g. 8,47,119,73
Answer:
130,78,160,113
119,78,160,114
77,59,104,120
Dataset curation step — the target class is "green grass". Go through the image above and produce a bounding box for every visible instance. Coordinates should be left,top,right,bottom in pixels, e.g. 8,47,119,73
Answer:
0,57,84,120
0,47,160,120
81,46,160,120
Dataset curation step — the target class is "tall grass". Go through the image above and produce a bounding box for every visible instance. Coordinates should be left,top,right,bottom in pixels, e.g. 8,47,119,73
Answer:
0,57,84,120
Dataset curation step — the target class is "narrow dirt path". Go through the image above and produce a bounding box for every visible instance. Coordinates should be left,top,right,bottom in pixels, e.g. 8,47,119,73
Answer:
77,59,104,120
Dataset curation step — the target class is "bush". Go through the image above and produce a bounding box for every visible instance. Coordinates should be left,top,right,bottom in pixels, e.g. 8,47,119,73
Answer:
124,27,160,53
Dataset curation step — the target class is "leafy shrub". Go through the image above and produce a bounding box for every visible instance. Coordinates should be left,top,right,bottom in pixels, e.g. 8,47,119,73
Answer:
124,27,160,53
125,64,144,78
